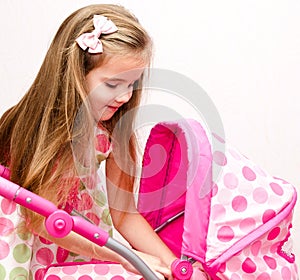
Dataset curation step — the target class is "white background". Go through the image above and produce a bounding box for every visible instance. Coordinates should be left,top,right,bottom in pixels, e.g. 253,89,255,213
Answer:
0,0,299,267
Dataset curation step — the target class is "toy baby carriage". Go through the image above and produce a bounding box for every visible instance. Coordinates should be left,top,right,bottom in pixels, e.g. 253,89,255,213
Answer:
138,118,299,279
0,118,299,280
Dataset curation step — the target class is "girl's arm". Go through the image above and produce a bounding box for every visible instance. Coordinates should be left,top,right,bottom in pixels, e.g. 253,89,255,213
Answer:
106,155,177,278
30,209,167,279
33,222,138,272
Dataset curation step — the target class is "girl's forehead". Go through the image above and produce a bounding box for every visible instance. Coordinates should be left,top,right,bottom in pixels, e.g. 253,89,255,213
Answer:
95,56,146,80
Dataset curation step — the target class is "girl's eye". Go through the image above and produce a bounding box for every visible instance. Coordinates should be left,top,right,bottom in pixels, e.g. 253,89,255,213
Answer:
129,80,138,89
105,82,118,89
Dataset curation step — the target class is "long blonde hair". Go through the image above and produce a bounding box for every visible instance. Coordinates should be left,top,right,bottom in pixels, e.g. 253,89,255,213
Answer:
0,4,152,225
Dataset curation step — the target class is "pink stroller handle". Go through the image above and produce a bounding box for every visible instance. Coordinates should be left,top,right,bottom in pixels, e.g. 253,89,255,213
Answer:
0,173,160,280
0,176,58,217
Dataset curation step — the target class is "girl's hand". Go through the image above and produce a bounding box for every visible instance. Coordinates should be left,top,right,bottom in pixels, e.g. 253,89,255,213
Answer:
191,262,211,280
190,268,210,280
121,250,173,280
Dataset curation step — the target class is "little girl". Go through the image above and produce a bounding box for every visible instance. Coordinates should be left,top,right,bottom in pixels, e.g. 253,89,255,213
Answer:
0,4,180,279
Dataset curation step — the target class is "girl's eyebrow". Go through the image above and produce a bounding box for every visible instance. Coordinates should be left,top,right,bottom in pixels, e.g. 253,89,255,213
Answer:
105,77,127,82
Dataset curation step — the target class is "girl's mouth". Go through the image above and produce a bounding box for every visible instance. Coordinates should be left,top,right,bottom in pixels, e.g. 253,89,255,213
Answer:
107,105,119,111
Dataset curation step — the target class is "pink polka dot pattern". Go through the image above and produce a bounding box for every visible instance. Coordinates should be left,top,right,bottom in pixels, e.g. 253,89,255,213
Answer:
1,198,16,215
232,196,248,212
217,226,235,242
270,182,284,196
253,187,268,204
242,166,256,181
262,209,276,223
250,241,262,257
77,193,93,211
263,255,277,270
257,273,271,280
281,266,292,280
214,213,298,279
78,264,93,274
78,276,93,280
212,132,226,144
0,240,10,259
267,227,281,241
35,268,46,280
46,275,61,280
213,151,227,166
206,143,297,279
56,247,69,263
242,257,257,273
212,183,218,197
223,173,239,189
94,264,110,275
0,217,14,236
86,212,100,225
62,265,78,275
36,248,54,266
44,263,142,280
39,236,53,245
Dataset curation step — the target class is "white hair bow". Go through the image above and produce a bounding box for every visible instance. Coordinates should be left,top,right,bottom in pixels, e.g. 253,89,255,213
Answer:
76,15,118,54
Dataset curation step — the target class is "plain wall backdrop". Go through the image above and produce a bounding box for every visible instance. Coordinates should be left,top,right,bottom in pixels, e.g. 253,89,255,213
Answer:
0,0,299,267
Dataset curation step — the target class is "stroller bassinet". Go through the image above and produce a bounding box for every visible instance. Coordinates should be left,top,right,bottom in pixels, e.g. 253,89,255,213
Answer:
138,119,298,279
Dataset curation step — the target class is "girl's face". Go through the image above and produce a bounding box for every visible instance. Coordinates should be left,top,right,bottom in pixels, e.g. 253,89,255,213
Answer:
86,57,146,122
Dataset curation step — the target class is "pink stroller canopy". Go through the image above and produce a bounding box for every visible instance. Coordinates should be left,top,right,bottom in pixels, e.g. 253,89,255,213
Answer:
138,119,298,279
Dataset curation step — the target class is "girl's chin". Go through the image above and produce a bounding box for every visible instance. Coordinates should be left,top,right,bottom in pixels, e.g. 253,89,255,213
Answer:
93,107,118,122
98,111,116,121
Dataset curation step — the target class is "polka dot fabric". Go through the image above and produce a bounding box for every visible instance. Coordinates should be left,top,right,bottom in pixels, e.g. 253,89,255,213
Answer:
204,133,298,279
207,143,296,260
0,196,34,280
215,213,298,279
43,263,142,280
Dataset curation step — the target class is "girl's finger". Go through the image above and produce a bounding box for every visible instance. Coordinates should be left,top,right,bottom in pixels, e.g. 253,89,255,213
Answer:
191,267,210,280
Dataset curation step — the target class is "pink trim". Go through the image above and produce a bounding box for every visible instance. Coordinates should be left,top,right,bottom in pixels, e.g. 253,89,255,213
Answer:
278,222,295,263
181,119,213,262
204,188,297,274
138,119,213,260
138,120,190,257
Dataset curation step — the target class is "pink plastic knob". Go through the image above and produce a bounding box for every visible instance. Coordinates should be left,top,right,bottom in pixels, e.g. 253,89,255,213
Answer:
171,259,193,280
45,210,73,238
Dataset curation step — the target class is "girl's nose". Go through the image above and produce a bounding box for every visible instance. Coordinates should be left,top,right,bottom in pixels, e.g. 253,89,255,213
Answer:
115,89,133,104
